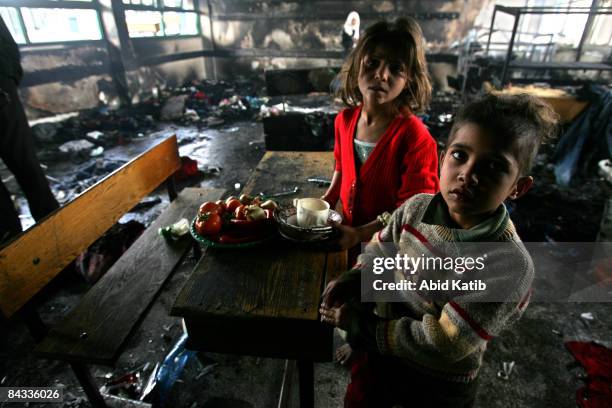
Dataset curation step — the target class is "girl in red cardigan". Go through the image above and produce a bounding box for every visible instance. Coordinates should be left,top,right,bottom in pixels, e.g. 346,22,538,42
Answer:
323,18,439,252
322,17,439,366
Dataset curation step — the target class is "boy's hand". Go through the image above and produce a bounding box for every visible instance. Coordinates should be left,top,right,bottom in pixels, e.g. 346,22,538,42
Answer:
319,304,353,330
321,279,355,308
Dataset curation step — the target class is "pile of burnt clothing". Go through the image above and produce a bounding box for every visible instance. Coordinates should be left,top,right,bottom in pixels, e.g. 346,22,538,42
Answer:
30,76,269,162
32,105,158,162
46,158,126,204
76,220,145,284
160,77,268,125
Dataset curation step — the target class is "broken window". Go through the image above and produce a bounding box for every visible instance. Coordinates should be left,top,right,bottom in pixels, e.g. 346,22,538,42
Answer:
21,8,103,43
163,11,197,36
0,7,26,44
125,10,163,37
0,1,102,44
123,0,198,37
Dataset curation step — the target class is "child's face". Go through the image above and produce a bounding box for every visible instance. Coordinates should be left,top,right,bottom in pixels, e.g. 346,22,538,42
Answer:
358,46,407,107
440,123,533,229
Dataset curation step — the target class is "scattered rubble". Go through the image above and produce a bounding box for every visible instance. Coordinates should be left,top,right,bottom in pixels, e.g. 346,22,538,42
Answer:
76,220,145,283
58,139,96,156
160,95,188,121
497,361,516,380
565,341,612,407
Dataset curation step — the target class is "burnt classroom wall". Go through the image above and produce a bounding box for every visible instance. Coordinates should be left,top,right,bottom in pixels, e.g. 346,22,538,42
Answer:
208,0,484,78
19,44,113,117
209,0,482,51
19,42,212,118
17,1,214,117
17,0,482,116
127,36,210,104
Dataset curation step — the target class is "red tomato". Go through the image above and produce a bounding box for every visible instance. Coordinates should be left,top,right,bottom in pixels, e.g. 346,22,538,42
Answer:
226,198,241,213
234,205,247,220
199,201,222,216
195,212,222,236
215,200,227,215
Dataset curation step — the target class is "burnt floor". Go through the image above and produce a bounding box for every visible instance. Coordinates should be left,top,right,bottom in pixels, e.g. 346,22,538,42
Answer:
1,117,611,408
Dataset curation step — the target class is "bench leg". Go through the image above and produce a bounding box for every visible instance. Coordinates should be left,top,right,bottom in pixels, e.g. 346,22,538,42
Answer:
70,363,107,408
297,359,314,408
166,176,177,202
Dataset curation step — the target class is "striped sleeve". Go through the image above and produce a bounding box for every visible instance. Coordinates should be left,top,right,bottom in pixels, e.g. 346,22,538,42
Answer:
374,240,534,363
375,276,533,363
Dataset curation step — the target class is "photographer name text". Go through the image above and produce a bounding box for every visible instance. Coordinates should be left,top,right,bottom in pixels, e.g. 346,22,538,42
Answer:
373,279,487,292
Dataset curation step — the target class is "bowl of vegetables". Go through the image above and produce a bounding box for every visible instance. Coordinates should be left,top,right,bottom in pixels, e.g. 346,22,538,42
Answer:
191,194,278,248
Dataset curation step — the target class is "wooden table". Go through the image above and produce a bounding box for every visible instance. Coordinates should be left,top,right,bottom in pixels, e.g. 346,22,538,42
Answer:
172,152,347,407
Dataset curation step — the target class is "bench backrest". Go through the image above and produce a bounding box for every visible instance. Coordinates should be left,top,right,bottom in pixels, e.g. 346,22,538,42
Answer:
0,135,181,319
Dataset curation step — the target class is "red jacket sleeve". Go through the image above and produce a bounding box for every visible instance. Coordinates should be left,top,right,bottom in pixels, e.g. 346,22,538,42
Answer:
334,113,343,171
396,130,439,207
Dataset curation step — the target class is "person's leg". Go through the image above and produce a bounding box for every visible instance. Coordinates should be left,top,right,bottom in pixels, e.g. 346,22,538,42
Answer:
336,343,356,365
391,364,479,408
0,178,22,242
344,351,374,408
0,77,58,222
344,352,400,408
347,353,479,408
335,328,363,366
0,84,23,242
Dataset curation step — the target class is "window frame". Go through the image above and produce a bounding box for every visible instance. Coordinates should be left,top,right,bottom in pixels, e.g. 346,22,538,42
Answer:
0,0,105,46
122,0,201,39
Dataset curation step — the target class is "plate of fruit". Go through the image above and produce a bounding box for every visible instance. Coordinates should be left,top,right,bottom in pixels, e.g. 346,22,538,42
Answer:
190,194,279,248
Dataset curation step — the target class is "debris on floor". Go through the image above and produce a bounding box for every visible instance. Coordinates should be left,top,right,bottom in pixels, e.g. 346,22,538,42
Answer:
565,341,612,408
76,220,145,283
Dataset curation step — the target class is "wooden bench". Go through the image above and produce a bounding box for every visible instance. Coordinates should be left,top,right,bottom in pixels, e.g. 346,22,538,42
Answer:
0,135,224,407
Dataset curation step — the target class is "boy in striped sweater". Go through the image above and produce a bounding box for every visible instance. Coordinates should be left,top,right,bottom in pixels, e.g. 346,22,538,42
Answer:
319,93,559,407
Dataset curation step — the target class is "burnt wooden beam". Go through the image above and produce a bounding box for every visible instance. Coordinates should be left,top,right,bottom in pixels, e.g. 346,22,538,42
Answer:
576,0,600,62
97,0,136,105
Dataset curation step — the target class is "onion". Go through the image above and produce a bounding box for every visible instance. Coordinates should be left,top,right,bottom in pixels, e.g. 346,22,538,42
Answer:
245,205,266,221
260,200,278,210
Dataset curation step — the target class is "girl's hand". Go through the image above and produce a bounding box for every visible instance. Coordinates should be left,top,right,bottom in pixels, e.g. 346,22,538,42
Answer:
320,194,337,208
319,304,352,330
329,221,361,250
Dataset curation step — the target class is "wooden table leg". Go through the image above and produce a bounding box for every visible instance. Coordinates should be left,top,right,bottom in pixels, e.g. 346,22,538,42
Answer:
70,363,107,408
297,359,314,408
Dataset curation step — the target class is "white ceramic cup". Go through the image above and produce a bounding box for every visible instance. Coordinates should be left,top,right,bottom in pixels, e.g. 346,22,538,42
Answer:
293,198,330,227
